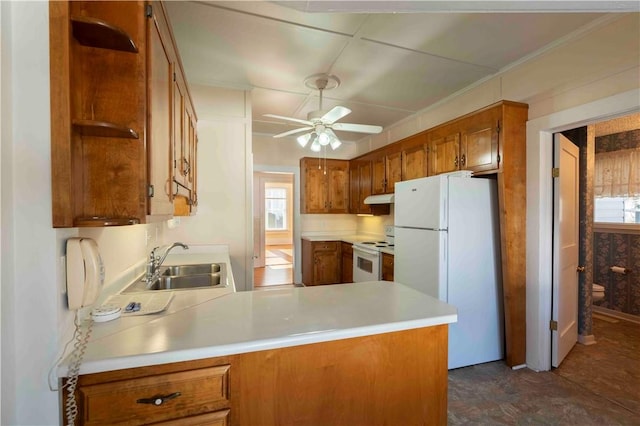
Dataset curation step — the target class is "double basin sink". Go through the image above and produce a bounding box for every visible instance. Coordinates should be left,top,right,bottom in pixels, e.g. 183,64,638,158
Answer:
123,263,227,293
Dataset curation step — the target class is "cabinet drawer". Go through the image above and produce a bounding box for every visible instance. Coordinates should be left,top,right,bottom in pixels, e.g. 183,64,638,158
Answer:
313,241,339,252
79,365,229,425
154,409,230,426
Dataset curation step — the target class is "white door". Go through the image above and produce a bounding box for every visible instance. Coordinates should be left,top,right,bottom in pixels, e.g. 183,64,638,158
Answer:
552,134,580,367
252,174,265,268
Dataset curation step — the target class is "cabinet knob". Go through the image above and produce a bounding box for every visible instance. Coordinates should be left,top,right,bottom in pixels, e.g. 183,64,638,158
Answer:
137,392,181,406
454,156,459,167
461,154,466,167
577,266,585,272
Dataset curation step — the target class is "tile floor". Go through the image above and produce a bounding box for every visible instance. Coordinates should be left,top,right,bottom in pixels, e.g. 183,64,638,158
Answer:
448,316,640,425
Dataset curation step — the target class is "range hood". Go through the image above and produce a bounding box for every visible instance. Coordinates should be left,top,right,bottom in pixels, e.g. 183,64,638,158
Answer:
364,194,394,205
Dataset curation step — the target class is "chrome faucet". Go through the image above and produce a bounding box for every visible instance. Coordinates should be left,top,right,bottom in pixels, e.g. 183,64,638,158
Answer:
145,242,189,285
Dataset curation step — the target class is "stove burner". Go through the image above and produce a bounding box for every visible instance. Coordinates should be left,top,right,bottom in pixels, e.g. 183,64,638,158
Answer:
362,241,376,245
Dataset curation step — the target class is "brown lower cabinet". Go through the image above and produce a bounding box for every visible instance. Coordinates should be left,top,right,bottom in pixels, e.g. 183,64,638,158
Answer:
302,239,342,285
64,326,448,425
341,242,353,283
382,252,394,281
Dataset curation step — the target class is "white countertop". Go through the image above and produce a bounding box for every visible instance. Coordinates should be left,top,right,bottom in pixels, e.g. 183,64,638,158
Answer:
61,282,456,376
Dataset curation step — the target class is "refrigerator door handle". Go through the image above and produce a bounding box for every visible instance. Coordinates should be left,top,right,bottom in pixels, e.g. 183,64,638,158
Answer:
396,225,446,232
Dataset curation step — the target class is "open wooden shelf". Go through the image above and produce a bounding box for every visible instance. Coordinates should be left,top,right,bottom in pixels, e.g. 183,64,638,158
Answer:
72,119,139,139
71,16,138,53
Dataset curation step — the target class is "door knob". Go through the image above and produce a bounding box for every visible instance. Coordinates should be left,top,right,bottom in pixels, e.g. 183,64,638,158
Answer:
576,266,585,272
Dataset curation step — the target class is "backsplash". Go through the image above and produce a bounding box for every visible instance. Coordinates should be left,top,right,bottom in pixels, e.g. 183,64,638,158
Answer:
593,231,640,316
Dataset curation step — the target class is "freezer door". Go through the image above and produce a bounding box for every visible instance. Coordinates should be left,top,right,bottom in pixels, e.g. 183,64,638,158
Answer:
393,227,447,301
394,176,447,230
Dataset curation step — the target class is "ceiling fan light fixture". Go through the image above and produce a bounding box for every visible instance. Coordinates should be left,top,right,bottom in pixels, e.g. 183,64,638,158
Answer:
318,131,330,146
297,133,312,148
330,137,341,150
310,139,321,152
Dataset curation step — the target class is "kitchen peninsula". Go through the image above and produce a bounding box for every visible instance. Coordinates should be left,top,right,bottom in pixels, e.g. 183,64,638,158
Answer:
61,282,456,425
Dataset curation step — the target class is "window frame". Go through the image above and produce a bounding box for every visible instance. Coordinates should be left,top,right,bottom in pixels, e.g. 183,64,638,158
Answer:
265,187,288,231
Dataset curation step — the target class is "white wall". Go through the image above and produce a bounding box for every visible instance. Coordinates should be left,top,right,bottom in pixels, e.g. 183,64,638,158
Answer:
1,2,60,423
0,1,10,421
163,85,253,291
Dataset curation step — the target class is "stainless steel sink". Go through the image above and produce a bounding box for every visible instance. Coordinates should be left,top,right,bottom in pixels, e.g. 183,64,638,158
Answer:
146,273,222,290
122,263,227,293
161,263,221,276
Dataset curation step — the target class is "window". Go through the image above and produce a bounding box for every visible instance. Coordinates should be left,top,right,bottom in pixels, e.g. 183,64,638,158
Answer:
265,187,287,230
594,145,640,225
594,196,640,223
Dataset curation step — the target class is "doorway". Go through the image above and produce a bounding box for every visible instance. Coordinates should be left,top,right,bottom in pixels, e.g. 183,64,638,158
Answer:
527,88,640,372
253,170,297,288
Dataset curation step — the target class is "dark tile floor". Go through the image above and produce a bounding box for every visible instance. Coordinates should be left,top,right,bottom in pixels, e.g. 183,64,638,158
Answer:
448,316,640,425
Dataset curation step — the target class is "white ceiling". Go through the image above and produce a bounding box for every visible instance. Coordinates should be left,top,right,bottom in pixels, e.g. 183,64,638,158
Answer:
165,1,633,144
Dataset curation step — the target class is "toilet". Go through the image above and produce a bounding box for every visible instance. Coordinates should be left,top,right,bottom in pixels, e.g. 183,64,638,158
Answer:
593,283,605,303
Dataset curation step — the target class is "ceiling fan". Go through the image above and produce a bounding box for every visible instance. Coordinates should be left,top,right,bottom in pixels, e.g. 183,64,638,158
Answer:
264,74,383,152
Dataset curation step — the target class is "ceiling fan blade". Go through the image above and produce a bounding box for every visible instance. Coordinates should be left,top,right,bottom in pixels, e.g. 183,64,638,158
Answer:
321,106,351,124
264,114,313,126
273,127,314,138
331,122,383,134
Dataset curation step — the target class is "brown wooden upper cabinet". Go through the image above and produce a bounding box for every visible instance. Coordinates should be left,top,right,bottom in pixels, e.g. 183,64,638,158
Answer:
349,160,373,214
371,151,402,194
428,132,461,175
300,158,349,214
49,1,197,227
401,134,429,181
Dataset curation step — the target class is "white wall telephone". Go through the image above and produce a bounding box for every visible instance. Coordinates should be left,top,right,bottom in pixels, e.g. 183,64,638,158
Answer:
66,237,105,310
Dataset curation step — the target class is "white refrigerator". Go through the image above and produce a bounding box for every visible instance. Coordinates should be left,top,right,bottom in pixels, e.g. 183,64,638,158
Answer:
394,173,503,369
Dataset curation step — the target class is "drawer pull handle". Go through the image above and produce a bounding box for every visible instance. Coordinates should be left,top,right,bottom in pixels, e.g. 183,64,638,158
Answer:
137,392,181,406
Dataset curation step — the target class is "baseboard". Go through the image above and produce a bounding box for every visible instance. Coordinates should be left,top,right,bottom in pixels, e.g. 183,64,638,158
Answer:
578,334,597,345
593,306,640,324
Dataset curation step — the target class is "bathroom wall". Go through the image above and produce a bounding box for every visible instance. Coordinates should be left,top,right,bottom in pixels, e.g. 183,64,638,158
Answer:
592,129,640,318
593,231,640,316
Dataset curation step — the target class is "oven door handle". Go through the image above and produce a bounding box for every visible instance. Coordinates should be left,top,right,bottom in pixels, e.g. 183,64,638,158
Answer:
353,245,379,257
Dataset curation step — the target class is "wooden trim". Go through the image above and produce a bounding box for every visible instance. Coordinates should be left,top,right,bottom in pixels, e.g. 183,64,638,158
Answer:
497,102,529,366
50,1,74,227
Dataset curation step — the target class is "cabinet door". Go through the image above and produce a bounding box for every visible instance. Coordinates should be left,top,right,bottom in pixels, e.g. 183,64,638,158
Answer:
147,8,175,215
349,166,359,213
341,242,353,283
172,75,185,188
382,253,394,281
359,162,372,214
372,156,386,194
302,162,327,213
402,144,428,181
314,246,341,285
429,132,460,176
461,121,499,173
386,152,402,193
327,161,349,213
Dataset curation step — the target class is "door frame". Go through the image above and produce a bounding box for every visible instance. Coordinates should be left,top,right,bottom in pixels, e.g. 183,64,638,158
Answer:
253,164,302,285
526,88,639,372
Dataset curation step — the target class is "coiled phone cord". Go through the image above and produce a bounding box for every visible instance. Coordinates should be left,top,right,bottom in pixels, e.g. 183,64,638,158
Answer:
64,313,93,425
